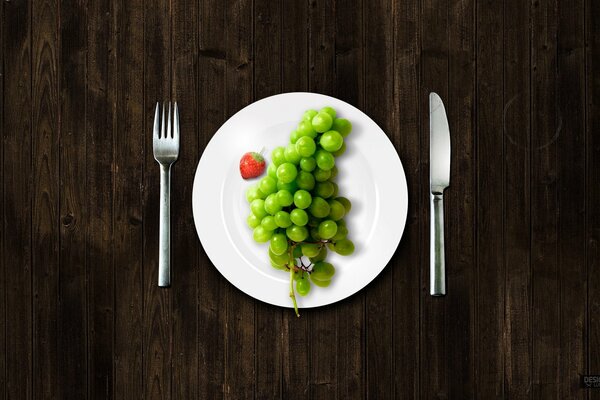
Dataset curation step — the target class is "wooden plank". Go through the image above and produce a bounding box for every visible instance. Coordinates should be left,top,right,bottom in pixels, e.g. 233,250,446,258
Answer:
197,0,227,396
142,0,172,397
280,2,310,399
86,0,117,398
3,0,33,398
112,0,144,397
58,0,88,397
170,0,199,398
224,0,255,398
419,0,448,396
307,1,338,399
587,0,600,398
334,0,366,399
31,0,60,397
556,0,586,398
364,0,394,398
253,0,283,398
530,0,560,397
391,0,421,397
503,0,533,394
446,0,476,397
475,0,505,396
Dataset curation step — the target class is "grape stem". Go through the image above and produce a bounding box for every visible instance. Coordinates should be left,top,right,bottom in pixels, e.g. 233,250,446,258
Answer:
288,245,300,317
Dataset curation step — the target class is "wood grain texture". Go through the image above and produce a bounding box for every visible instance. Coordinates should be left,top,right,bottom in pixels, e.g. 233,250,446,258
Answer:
3,0,33,398
475,0,505,397
1,0,598,398
31,0,60,398
112,0,145,398
59,0,88,397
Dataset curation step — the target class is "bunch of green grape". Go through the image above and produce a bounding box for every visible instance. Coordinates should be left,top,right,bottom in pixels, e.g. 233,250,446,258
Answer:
245,106,355,316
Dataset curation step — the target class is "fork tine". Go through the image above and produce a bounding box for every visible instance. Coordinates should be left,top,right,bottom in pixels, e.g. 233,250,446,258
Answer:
153,102,160,140
173,102,179,142
161,103,166,139
167,102,172,139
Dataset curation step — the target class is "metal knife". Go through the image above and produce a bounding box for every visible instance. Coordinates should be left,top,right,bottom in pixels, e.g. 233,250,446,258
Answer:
429,92,451,296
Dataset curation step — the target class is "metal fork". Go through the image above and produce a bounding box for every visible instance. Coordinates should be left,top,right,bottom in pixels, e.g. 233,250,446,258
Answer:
153,102,179,287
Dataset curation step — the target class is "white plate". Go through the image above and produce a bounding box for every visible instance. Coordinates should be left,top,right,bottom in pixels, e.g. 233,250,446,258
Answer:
192,92,408,308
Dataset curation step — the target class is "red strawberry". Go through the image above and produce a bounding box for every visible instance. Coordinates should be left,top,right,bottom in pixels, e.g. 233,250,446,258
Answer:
239,151,266,179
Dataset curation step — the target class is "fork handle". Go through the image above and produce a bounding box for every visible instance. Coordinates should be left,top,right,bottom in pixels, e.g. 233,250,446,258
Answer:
159,164,171,287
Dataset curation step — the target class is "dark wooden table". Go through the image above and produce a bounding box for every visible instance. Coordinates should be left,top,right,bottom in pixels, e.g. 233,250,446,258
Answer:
1,0,598,398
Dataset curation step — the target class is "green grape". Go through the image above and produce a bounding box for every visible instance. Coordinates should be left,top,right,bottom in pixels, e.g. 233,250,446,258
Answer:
331,224,348,241
313,167,331,182
276,163,298,183
277,179,298,192
296,171,315,190
303,109,318,122
312,112,333,133
320,106,336,119
270,233,288,255
284,144,302,164
301,243,321,257
295,136,317,157
337,219,347,229
308,197,330,218
259,176,277,195
264,194,282,215
293,270,303,281
267,163,278,179
332,118,352,137
319,130,343,152
300,157,317,172
253,226,273,243
318,220,337,239
328,199,346,221
269,247,289,266
311,261,335,280
331,182,339,197
261,215,278,231
296,277,311,296
332,141,346,157
250,199,268,218
293,246,303,258
309,246,328,263
274,211,292,228
247,214,261,229
246,186,266,202
271,146,286,166
310,276,331,287
270,259,287,270
330,166,338,179
315,181,334,198
309,227,321,241
336,197,352,213
297,120,318,139
315,150,335,171
293,190,312,209
290,208,309,226
286,225,309,242
276,190,294,207
290,130,300,144
332,238,355,256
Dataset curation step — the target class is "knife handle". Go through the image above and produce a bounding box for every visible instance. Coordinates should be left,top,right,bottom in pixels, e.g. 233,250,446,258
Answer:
430,192,446,296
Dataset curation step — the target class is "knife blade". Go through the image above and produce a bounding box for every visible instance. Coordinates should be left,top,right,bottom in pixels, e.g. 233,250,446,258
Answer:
429,92,451,296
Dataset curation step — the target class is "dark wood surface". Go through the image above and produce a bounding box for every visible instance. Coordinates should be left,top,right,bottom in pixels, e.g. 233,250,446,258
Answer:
1,0,598,398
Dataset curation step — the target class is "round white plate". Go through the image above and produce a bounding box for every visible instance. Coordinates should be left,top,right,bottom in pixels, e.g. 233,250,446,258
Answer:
192,92,408,308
